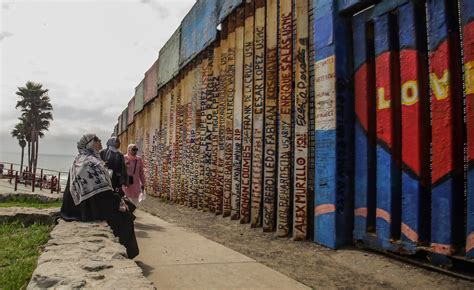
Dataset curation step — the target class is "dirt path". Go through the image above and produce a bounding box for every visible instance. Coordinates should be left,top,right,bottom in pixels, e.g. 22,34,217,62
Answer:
140,197,473,289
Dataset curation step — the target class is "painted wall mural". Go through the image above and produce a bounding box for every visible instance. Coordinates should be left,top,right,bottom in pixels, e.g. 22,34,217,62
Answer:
114,0,474,266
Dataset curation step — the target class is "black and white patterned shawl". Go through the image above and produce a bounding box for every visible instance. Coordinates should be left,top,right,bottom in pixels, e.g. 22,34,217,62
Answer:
69,134,113,205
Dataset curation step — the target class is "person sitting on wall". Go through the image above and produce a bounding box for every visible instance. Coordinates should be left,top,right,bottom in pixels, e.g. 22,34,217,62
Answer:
60,134,139,258
100,136,128,191
123,144,146,205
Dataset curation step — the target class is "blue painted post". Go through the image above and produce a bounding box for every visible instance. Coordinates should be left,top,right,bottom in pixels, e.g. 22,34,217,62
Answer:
313,0,354,248
352,9,376,241
427,0,464,257
398,1,430,252
460,0,474,259
374,12,402,249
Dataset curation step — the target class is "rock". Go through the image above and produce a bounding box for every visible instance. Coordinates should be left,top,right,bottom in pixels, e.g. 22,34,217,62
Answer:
0,207,59,225
27,220,155,289
0,192,62,203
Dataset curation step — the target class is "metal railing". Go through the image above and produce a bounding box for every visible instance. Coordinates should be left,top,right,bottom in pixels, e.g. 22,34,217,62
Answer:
0,161,67,194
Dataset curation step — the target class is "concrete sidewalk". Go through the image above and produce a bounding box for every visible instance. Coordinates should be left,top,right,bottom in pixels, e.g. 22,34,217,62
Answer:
134,210,310,290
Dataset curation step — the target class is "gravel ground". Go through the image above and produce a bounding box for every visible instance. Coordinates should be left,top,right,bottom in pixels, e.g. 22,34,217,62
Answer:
140,197,473,289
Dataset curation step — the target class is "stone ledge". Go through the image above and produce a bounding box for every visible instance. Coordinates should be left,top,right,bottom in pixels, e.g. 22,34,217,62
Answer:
0,192,62,203
0,207,59,225
27,220,155,289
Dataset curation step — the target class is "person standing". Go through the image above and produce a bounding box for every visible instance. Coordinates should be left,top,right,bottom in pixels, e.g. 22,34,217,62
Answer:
100,137,128,191
123,144,146,205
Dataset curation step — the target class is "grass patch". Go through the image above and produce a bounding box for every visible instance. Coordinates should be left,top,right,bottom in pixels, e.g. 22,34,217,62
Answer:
0,221,53,290
0,197,61,209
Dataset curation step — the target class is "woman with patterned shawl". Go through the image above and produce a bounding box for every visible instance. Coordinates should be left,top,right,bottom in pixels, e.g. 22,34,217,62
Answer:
60,134,139,259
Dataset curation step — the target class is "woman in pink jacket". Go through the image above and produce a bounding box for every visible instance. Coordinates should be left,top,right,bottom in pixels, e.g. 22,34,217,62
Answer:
123,144,146,205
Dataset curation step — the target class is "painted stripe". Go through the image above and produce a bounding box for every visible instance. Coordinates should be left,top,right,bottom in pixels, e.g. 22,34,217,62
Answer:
401,222,419,243
467,232,474,253
354,207,368,217
315,204,336,216
431,243,455,256
376,208,391,224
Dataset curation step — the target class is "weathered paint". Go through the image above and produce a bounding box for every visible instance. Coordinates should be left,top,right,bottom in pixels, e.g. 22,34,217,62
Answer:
209,44,221,213
217,22,229,216
217,0,243,24
460,0,474,259
224,13,236,217
158,28,181,88
314,0,354,249
427,0,464,256
231,6,244,220
250,0,265,228
263,0,278,233
135,79,145,114
122,108,128,133
398,1,430,251
293,0,309,241
374,12,402,249
277,0,293,238
128,97,135,125
179,0,218,67
144,59,159,104
240,0,254,224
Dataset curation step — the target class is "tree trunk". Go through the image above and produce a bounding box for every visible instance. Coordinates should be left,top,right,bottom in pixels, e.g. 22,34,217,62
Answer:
20,146,25,174
34,133,39,172
30,129,35,173
28,141,31,170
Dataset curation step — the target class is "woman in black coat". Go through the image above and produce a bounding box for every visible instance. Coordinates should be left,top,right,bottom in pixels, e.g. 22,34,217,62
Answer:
60,134,139,259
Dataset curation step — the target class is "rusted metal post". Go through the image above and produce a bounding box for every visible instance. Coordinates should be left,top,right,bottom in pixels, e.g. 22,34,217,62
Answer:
40,169,44,190
32,168,36,192
57,172,61,194
14,171,18,191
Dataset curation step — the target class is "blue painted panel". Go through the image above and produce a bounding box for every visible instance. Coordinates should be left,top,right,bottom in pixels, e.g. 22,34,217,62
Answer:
314,130,337,247
398,2,417,49
401,171,421,251
431,178,455,246
354,121,368,240
179,0,218,67
375,145,395,247
217,0,243,23
374,13,394,56
337,0,374,13
427,0,455,51
314,13,334,55
460,0,474,25
468,167,474,257
352,9,372,70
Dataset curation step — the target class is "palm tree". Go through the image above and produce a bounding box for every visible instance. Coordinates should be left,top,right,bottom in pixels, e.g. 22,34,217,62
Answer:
11,121,28,174
15,81,53,173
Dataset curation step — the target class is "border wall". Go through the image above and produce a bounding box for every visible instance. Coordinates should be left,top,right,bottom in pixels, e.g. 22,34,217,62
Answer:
114,0,474,266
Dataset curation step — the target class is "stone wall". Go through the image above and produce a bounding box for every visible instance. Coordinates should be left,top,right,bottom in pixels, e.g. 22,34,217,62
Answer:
27,220,154,289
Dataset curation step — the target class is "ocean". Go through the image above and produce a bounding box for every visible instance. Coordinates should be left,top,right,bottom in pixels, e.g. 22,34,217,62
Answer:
0,151,75,173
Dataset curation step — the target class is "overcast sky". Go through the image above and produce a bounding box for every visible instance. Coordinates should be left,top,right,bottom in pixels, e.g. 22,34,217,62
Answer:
0,0,195,156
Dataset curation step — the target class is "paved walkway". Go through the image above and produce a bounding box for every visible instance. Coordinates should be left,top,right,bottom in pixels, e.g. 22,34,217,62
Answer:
134,210,310,290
